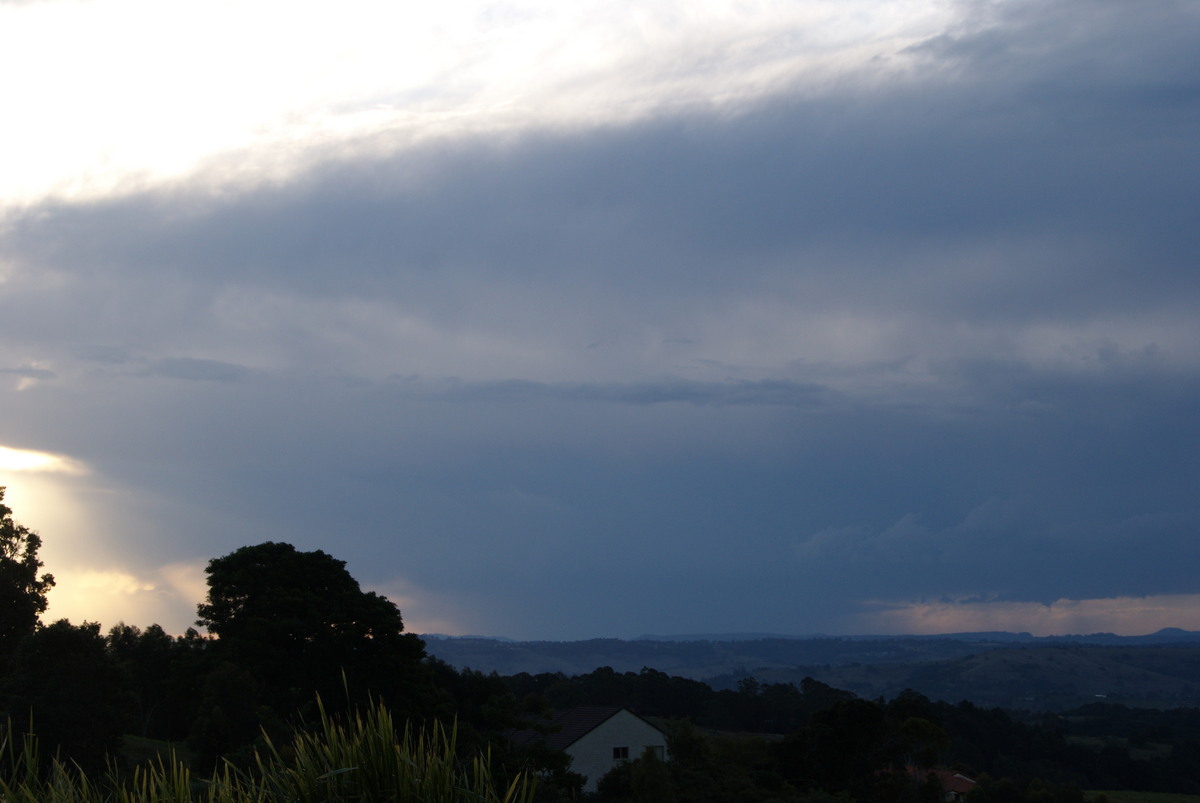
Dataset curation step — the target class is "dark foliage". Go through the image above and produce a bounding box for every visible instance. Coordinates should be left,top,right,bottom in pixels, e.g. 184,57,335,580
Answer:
505,666,855,735
1,620,132,772
106,622,215,741
195,541,430,718
510,668,1200,802
0,488,54,665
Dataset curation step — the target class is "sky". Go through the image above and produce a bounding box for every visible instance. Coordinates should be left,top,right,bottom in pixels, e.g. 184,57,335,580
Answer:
2,0,1199,641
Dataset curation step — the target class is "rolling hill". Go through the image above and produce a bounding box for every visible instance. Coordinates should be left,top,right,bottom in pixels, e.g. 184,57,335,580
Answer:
422,631,1200,710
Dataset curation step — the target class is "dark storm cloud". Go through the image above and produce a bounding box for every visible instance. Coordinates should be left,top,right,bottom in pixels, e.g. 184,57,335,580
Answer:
386,376,835,408
9,46,1198,332
2,0,1199,637
142,357,256,383
74,345,134,365
0,366,56,380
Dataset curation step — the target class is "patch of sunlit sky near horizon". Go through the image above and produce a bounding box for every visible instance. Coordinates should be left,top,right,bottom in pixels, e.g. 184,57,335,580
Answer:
852,596,1200,638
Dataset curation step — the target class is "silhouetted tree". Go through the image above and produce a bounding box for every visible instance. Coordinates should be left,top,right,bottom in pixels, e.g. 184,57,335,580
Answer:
0,487,54,664
106,622,215,741
189,661,269,770
2,619,132,772
195,541,427,716
777,697,898,796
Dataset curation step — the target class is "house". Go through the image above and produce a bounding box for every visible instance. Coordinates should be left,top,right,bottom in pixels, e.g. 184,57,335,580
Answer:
906,767,977,802
513,705,669,793
933,769,977,802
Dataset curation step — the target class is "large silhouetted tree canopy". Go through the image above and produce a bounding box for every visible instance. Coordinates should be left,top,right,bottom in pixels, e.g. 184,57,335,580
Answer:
196,541,425,712
0,486,55,662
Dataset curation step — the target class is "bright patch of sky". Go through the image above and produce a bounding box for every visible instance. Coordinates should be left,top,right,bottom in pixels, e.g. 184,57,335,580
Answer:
854,595,1200,637
0,445,87,474
1,0,949,206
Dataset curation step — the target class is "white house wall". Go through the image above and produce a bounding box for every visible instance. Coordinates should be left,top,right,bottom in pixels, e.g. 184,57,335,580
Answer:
566,710,669,793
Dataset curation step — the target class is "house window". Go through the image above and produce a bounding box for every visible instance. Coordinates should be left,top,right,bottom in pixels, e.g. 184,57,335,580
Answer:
612,746,629,760
648,745,665,760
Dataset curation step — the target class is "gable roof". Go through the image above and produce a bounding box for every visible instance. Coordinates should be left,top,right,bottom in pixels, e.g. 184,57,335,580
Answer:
933,769,977,796
510,705,663,751
905,767,978,796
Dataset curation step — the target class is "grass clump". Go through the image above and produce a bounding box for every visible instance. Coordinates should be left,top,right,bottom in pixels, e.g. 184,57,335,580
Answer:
0,700,534,803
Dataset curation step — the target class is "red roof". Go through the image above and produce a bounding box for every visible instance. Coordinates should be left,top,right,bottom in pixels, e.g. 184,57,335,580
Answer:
907,767,977,796
937,770,977,796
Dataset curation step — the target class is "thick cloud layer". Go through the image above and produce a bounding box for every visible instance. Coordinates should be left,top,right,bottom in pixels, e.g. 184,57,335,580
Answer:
1,0,1198,638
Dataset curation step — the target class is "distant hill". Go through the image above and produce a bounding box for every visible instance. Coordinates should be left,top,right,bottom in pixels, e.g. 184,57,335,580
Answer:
421,634,1005,677
421,630,1200,710
739,644,1200,709
630,629,1200,646
631,631,1036,643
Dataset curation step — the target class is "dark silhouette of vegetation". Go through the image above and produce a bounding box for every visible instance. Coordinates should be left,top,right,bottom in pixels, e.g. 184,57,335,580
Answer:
0,698,535,803
0,490,1198,802
105,621,212,742
196,541,429,719
505,666,1200,801
0,487,54,666
1,619,131,772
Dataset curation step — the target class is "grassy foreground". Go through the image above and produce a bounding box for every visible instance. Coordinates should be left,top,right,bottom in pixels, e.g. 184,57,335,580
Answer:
0,701,534,803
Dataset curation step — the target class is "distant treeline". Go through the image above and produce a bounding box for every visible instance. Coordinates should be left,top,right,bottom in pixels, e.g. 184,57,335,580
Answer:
425,635,1200,710
503,666,1200,800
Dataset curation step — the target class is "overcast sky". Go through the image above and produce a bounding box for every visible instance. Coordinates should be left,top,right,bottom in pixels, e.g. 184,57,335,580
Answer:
2,0,1199,640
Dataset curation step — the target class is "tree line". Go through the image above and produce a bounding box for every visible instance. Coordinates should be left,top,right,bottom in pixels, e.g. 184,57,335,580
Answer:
502,668,1200,801
2,488,1198,802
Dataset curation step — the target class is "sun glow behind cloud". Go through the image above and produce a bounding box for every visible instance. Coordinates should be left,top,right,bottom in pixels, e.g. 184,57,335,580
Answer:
0,445,87,475
43,562,209,635
0,0,954,206
0,446,203,632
